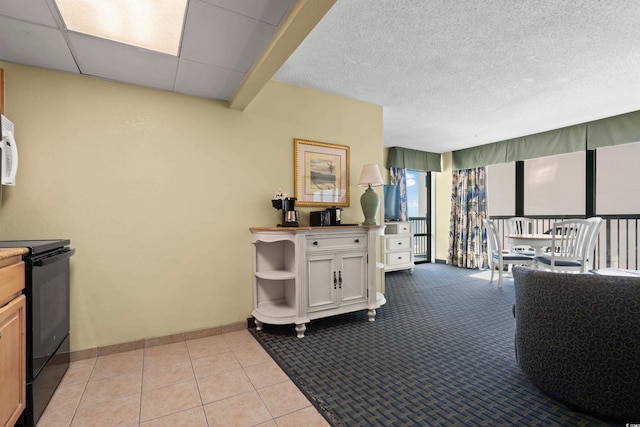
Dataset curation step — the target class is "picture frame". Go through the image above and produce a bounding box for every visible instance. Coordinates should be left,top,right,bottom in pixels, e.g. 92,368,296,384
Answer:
294,138,350,207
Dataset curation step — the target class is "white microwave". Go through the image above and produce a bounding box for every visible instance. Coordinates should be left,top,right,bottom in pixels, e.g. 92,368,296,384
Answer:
1,114,18,186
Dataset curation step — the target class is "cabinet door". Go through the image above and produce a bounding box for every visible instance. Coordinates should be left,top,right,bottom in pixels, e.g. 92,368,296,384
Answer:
306,253,338,313
0,295,26,427
337,251,367,306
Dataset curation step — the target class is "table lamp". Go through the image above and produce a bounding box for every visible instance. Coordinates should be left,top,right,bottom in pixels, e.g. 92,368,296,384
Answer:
358,164,384,225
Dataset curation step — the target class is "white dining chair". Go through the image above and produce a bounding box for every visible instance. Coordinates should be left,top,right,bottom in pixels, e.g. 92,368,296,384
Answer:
534,219,593,273
505,217,535,254
484,219,534,287
506,217,534,235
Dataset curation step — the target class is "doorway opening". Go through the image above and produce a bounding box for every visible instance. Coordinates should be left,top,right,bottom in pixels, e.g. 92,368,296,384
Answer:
406,170,432,263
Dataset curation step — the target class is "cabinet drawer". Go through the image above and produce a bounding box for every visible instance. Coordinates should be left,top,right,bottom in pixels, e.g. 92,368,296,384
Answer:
386,251,412,266
306,235,366,251
387,236,411,250
0,262,25,307
385,222,411,235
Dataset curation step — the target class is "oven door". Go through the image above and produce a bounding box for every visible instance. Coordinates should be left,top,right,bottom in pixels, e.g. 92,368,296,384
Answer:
26,248,75,379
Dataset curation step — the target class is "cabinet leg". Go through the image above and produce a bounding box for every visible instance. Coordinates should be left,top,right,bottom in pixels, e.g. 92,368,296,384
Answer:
295,323,306,338
255,319,263,331
368,309,376,322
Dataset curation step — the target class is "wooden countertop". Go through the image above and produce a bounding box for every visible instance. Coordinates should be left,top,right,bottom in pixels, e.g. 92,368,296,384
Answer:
0,247,28,261
250,225,382,231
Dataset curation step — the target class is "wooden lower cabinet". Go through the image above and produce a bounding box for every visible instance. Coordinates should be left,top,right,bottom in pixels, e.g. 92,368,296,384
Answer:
0,294,26,427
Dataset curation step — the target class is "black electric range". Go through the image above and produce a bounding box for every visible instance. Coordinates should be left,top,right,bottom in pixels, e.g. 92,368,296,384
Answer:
0,239,74,427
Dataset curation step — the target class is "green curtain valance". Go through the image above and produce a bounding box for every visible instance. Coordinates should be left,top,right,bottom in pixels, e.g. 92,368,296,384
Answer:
452,140,509,170
452,108,640,170
505,124,586,162
453,124,586,170
387,147,442,172
587,110,640,149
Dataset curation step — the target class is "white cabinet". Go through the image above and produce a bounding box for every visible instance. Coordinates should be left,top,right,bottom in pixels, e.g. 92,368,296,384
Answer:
306,234,368,313
383,221,415,273
251,226,385,338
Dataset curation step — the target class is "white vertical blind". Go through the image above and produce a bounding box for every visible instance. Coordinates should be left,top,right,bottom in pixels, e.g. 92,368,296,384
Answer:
524,152,585,216
487,162,515,216
596,141,640,214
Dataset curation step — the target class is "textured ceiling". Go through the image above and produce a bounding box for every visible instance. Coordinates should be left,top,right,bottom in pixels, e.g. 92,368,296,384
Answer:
275,0,640,152
2,1,640,154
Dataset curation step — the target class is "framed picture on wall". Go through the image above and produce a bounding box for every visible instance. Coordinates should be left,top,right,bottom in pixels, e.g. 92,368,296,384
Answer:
294,138,350,207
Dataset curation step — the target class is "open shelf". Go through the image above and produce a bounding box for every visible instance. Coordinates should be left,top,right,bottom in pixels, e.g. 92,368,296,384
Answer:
255,270,295,280
254,240,296,273
255,299,296,321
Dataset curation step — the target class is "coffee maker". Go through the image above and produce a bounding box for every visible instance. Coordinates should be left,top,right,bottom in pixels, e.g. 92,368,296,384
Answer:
272,197,299,227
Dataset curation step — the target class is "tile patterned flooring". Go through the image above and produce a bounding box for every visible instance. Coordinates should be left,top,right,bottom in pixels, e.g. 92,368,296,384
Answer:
37,330,329,427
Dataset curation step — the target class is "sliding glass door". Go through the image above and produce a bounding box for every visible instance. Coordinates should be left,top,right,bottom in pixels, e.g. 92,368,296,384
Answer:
406,169,431,263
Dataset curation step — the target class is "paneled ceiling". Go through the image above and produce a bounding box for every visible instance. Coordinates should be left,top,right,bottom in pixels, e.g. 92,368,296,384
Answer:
2,0,640,153
0,0,298,100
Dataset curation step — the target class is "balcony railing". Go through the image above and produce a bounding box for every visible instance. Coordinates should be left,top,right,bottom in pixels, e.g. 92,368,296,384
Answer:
408,216,429,262
404,214,639,269
491,215,640,270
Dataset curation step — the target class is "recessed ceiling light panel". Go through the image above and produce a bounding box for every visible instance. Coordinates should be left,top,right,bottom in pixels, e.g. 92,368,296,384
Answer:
55,0,188,55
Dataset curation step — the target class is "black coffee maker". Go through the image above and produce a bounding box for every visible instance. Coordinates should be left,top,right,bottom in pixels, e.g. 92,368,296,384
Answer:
272,197,299,227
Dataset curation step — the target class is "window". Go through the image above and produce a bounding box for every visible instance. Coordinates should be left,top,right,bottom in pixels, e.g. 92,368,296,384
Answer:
406,170,419,217
524,152,585,216
487,162,515,216
596,141,640,214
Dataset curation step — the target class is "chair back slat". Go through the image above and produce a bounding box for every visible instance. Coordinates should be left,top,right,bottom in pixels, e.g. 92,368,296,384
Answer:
584,217,604,270
551,219,592,260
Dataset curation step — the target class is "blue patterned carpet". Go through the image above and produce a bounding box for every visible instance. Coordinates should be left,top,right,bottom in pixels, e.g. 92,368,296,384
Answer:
251,263,619,426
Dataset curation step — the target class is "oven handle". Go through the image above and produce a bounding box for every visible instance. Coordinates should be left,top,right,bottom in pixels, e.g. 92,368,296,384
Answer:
33,248,76,267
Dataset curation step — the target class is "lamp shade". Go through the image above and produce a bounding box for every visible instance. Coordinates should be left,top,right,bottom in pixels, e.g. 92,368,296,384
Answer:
358,164,384,187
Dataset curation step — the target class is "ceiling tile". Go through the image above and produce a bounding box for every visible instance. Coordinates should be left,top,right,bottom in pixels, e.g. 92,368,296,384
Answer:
0,16,78,73
200,0,296,25
175,59,245,100
68,33,178,91
181,0,277,73
0,0,58,26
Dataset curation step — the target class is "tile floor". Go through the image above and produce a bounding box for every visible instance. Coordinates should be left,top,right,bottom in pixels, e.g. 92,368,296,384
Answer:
37,330,330,427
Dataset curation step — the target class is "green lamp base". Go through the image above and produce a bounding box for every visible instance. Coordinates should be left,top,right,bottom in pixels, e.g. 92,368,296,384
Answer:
360,185,380,225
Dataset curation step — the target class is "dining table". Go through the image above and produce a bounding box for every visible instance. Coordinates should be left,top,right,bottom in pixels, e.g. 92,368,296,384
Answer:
507,234,554,257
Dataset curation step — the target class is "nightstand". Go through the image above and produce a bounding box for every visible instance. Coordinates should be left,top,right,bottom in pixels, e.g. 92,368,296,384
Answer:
383,222,415,273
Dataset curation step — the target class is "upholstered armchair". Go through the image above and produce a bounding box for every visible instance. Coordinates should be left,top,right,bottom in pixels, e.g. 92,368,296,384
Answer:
512,266,640,422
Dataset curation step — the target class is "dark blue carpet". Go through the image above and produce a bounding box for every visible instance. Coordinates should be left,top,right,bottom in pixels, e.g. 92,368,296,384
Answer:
251,263,618,426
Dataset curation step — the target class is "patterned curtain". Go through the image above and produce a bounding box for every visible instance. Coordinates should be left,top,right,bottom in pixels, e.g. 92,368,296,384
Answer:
390,167,408,221
448,167,488,269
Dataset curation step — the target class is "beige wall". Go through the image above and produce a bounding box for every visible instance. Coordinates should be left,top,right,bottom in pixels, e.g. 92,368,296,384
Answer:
0,62,383,351
434,152,452,261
